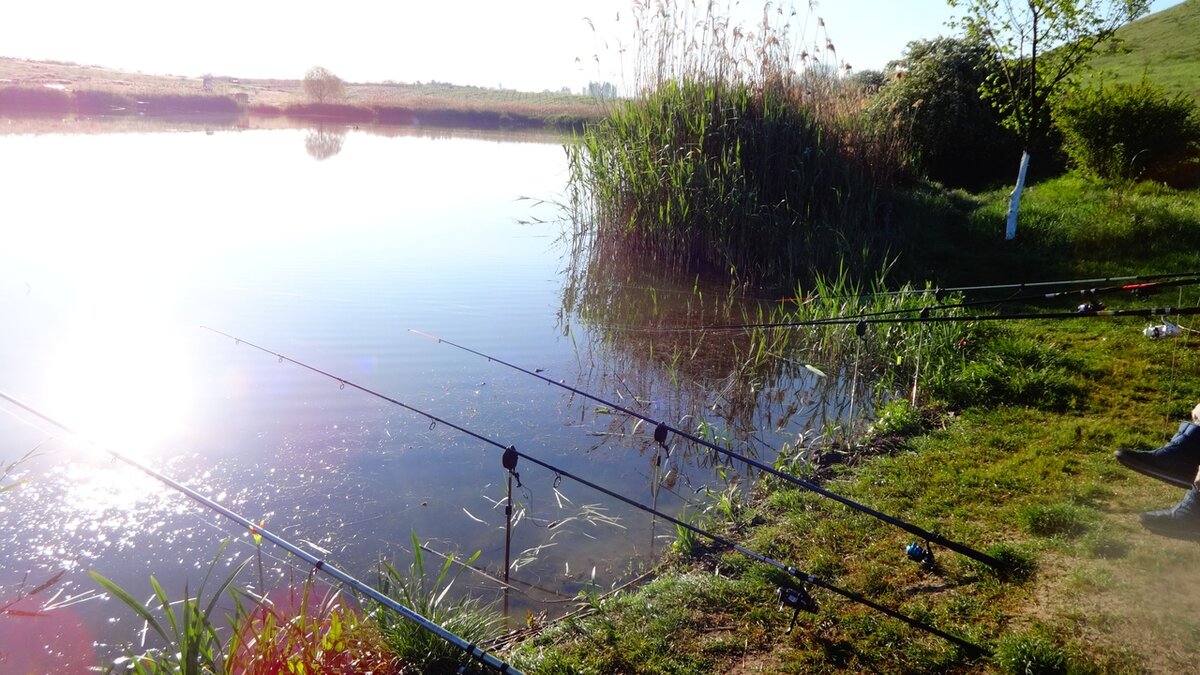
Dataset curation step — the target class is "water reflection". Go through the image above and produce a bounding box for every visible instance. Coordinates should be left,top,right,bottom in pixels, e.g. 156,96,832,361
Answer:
557,215,883,482
304,126,347,160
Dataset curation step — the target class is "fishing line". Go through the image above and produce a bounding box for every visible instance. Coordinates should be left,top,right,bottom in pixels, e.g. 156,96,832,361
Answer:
408,329,1002,571
203,328,987,654
0,389,521,675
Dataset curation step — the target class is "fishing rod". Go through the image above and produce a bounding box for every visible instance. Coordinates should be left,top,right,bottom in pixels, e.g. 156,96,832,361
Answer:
693,303,1200,333
201,328,987,655
408,329,1003,572
0,389,521,675
783,274,1200,327
858,270,1200,298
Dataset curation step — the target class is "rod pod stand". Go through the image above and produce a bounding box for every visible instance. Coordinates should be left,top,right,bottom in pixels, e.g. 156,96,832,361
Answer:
502,444,520,617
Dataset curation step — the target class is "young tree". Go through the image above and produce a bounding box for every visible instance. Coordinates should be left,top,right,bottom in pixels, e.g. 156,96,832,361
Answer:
947,0,1150,237
302,66,346,103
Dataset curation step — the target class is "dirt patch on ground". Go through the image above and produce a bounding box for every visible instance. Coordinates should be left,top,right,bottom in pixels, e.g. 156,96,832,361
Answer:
1029,477,1200,672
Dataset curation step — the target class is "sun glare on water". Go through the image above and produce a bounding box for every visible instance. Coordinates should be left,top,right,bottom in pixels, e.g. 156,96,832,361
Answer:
42,309,195,461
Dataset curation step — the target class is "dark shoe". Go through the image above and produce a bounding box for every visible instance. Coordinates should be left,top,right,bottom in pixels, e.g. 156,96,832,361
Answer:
1140,489,1200,541
1115,422,1200,489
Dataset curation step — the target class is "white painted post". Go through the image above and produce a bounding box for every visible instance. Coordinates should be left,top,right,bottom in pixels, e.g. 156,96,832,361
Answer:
1006,151,1030,240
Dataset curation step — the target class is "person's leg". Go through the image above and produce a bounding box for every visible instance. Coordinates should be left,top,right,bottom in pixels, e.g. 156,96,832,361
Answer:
1115,421,1200,489
1139,466,1200,541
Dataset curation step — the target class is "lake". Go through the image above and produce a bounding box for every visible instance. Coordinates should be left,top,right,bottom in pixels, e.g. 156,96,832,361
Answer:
0,120,841,670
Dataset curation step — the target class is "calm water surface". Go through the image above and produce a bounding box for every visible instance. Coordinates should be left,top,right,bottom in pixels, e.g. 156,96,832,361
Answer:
0,123,833,669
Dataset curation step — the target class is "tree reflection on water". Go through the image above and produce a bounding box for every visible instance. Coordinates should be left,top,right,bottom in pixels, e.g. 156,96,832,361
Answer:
304,126,347,160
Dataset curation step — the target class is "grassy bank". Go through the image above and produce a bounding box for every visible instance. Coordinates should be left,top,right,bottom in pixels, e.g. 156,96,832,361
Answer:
510,175,1200,673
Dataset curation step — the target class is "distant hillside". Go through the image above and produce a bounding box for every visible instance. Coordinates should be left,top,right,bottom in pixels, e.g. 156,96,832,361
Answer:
1087,0,1200,100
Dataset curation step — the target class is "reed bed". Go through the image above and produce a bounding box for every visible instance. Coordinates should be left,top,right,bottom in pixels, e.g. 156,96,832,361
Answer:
752,266,970,402
567,0,907,288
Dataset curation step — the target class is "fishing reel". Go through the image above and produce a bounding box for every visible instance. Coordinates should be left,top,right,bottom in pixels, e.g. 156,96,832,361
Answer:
1144,321,1183,340
777,584,819,634
1076,291,1105,314
905,541,936,568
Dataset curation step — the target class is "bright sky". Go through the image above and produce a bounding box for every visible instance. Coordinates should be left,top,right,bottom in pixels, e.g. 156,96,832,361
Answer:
1,0,1186,93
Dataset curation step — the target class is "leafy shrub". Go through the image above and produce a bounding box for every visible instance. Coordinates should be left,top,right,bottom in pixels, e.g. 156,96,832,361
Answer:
868,38,1021,188
1053,78,1200,185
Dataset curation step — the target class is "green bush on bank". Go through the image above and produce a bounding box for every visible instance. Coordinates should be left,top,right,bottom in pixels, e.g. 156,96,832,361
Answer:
1053,77,1200,185
868,37,1020,189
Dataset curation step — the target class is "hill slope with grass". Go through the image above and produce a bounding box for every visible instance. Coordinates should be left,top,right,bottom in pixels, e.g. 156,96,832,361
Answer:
1088,0,1200,100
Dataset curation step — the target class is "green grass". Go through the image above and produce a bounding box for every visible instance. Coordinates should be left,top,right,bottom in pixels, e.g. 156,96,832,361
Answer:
889,174,1200,285
1088,0,1200,102
91,542,246,674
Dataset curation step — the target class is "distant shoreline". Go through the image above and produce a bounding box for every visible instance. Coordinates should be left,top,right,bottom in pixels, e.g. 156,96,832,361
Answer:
0,56,607,132
0,86,600,132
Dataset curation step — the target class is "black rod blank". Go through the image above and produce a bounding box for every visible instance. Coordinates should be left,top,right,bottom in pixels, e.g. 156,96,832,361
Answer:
784,275,1200,326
